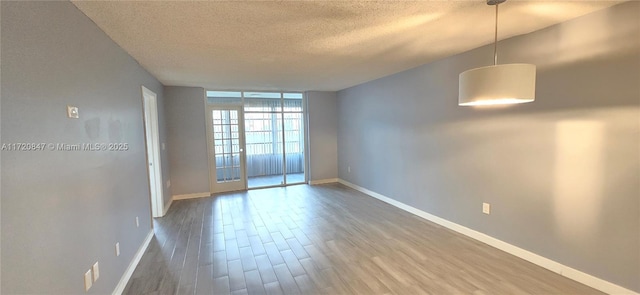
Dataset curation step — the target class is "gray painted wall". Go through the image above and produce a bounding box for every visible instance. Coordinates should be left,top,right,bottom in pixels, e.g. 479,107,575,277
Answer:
307,91,338,181
164,86,209,195
338,2,639,292
1,1,170,293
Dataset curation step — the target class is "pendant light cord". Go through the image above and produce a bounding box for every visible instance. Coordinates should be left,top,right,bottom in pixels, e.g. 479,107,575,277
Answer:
494,3,499,66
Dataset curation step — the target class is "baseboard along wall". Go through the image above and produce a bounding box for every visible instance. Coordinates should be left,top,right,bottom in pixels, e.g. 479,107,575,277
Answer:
172,192,211,200
309,178,339,185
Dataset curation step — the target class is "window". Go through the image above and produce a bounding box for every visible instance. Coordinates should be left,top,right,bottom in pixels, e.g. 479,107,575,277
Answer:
206,91,303,157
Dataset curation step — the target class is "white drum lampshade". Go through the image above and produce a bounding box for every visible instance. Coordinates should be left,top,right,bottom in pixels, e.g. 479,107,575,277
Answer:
459,63,536,106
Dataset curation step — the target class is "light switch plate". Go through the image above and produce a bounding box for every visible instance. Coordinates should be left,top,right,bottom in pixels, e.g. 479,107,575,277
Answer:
84,269,92,291
92,262,99,282
115,242,120,257
67,105,79,119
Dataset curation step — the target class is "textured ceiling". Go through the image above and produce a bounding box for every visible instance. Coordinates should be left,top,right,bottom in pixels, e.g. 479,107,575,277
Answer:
72,1,624,91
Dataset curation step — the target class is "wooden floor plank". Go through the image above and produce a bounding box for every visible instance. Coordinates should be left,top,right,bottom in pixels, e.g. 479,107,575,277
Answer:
227,259,247,291
263,281,284,295
255,254,279,284
244,269,267,295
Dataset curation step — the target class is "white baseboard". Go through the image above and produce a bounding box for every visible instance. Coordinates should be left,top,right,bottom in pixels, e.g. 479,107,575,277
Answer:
337,179,638,295
112,230,154,295
172,192,211,200
309,178,339,185
162,198,173,216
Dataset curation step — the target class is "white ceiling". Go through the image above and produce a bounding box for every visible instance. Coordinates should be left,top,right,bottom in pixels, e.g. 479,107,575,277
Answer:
72,1,624,91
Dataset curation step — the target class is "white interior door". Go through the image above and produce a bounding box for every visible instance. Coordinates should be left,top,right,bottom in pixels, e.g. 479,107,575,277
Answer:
206,105,247,193
142,86,164,217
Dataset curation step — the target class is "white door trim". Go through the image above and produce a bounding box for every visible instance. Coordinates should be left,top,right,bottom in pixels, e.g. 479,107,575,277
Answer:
141,86,164,218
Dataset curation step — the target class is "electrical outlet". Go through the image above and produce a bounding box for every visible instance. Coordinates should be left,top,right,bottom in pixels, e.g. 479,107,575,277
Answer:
92,262,99,282
84,269,92,291
348,166,351,173
483,202,491,215
115,242,120,257
136,216,139,227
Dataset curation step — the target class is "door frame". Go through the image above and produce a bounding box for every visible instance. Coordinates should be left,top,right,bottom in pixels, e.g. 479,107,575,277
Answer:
205,104,248,193
141,86,164,218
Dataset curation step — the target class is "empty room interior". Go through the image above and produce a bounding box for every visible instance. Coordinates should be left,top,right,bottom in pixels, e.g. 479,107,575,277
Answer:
1,1,639,294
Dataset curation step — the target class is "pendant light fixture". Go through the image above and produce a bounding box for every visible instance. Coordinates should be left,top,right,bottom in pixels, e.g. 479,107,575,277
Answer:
458,0,536,106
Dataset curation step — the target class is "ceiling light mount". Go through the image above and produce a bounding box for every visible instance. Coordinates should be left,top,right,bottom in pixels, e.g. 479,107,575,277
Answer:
458,0,536,106
487,0,506,5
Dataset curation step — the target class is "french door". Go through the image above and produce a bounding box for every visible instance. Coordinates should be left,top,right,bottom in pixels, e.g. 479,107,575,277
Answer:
206,105,247,193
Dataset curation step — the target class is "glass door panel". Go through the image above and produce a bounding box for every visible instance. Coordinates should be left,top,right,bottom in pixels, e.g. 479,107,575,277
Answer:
245,98,284,188
284,112,305,184
207,106,246,193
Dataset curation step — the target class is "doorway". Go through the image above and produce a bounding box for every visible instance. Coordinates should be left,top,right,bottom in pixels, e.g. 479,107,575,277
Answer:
243,92,305,188
206,105,248,193
141,86,164,218
205,91,306,193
